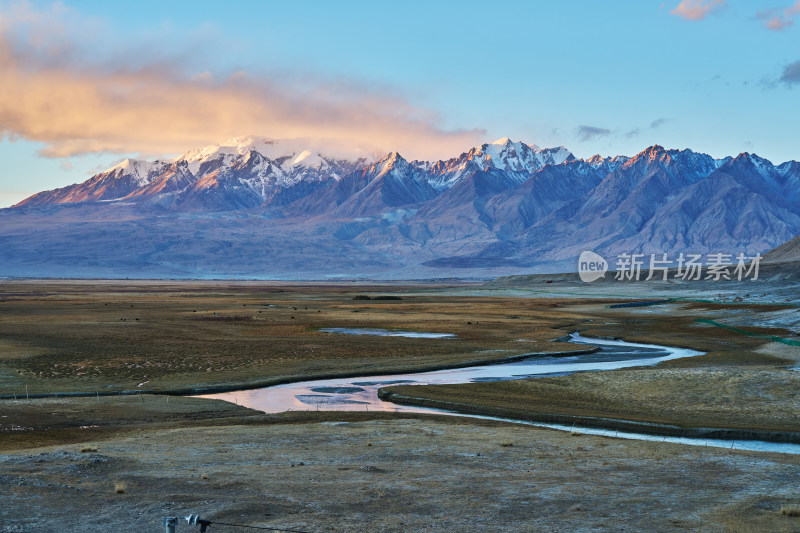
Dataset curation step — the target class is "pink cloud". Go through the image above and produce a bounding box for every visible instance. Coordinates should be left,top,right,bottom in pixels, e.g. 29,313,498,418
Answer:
0,4,485,161
670,0,727,21
757,1,800,31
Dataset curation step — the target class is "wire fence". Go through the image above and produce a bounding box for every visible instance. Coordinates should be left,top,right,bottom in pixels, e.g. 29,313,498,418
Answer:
166,515,314,533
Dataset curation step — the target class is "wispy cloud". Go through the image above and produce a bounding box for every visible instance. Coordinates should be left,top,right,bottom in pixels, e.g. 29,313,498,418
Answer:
575,125,611,142
0,3,484,161
756,2,800,31
780,60,800,85
624,118,668,139
670,0,726,21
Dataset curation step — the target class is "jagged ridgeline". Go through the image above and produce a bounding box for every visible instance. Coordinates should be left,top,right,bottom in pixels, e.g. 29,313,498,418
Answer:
4,136,799,278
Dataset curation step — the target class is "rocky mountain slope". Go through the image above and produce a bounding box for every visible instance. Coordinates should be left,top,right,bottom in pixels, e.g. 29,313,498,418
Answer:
3,136,799,279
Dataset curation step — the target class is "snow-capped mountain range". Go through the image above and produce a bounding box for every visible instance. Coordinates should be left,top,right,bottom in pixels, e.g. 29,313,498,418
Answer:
17,136,575,210
18,137,379,210
3,136,799,279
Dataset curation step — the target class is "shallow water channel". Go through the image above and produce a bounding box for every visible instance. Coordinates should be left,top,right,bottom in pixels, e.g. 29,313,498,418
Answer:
200,332,800,454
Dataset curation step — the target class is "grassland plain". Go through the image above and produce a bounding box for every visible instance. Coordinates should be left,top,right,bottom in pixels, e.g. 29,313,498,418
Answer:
0,281,796,395
1,280,798,431
2,403,800,532
379,368,800,438
0,280,598,396
2,280,800,531
380,299,800,439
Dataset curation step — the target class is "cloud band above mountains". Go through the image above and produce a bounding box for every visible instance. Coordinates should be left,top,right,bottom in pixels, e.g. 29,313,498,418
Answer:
0,4,484,161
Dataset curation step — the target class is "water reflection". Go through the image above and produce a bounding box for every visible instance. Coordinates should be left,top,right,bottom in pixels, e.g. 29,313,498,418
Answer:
197,335,800,454
319,327,456,339
201,333,700,413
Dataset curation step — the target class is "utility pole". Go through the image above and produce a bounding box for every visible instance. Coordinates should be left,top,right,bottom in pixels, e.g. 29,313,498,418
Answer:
163,517,178,533
163,514,213,532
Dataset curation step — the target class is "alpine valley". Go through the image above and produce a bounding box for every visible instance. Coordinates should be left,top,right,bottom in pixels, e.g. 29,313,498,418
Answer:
2,136,799,279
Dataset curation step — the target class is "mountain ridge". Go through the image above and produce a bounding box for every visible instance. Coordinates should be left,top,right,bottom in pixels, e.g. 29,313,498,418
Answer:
4,137,799,279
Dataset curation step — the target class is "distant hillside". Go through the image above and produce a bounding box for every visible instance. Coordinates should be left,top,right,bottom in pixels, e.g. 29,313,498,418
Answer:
764,235,800,264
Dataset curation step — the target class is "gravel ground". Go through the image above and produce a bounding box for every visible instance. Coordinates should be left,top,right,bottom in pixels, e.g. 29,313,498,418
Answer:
2,416,800,532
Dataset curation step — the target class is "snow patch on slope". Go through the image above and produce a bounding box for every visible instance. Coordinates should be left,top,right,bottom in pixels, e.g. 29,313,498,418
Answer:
178,136,379,166
107,159,163,186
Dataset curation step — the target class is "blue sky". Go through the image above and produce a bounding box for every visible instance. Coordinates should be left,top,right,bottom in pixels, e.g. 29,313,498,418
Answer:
1,0,799,207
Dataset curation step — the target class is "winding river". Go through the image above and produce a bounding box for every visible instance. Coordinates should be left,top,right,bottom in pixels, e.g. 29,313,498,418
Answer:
200,332,800,454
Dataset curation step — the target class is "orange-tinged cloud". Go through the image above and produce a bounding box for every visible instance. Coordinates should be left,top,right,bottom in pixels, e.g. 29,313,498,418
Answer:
757,2,800,31
0,4,484,161
670,0,726,21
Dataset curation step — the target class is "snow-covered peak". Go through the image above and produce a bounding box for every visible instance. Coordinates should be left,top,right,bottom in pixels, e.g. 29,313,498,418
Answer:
106,158,162,186
178,136,300,163
108,158,134,172
481,138,520,162
475,138,569,172
489,136,542,151
292,150,313,165
540,146,573,164
374,151,413,177
619,146,721,179
161,135,384,187
345,152,431,194
746,153,776,179
177,136,380,166
584,154,629,171
585,154,605,166
481,138,525,161
721,152,779,180
177,137,256,163
777,160,800,178
641,145,667,160
287,149,334,172
418,139,574,191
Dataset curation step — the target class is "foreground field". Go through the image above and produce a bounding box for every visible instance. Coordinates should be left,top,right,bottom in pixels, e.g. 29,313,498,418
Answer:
0,280,796,398
2,280,800,531
2,397,800,532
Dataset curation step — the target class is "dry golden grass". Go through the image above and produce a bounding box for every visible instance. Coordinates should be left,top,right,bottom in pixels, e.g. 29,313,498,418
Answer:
1,280,797,440
4,281,799,532
0,281,603,395
0,395,258,452
4,416,799,532
383,367,800,433
782,505,800,517
709,496,800,532
0,280,791,398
